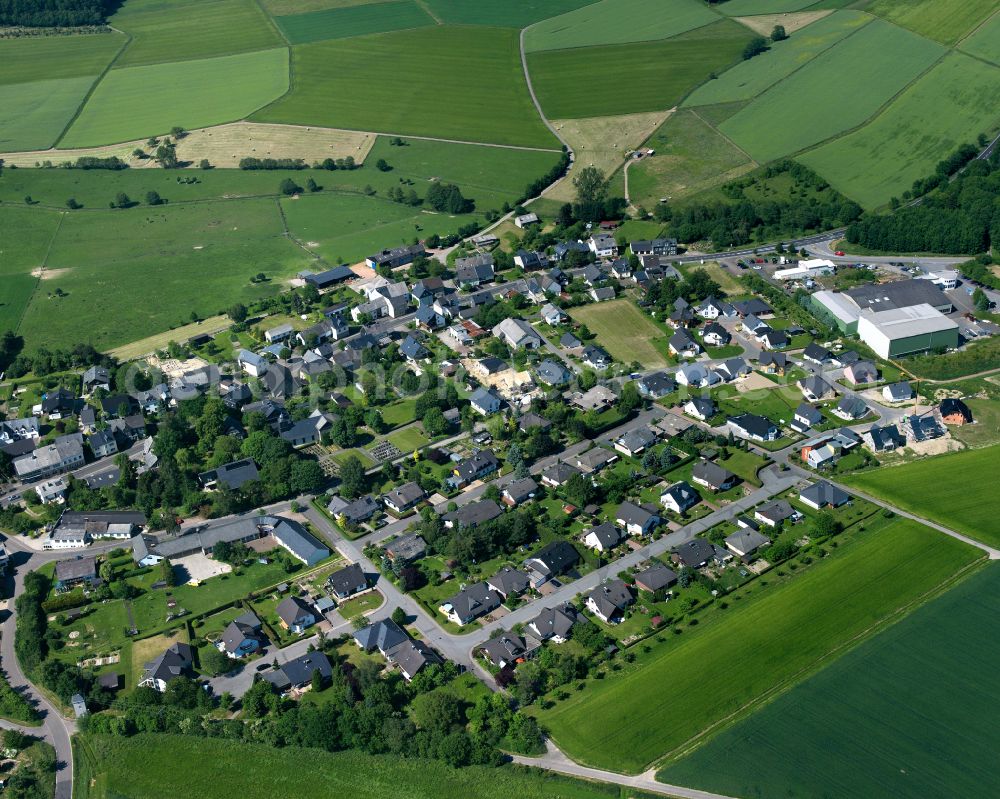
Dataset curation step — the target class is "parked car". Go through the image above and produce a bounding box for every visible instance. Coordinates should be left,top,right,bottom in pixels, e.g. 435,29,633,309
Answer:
834,250,845,256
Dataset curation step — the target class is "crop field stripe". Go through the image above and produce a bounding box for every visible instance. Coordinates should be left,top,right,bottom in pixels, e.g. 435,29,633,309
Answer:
867,0,998,46
719,18,946,163
534,517,983,773
275,0,437,44
958,7,1000,66
682,10,872,108
60,48,290,148
420,0,599,28
658,562,1000,799
796,52,1000,208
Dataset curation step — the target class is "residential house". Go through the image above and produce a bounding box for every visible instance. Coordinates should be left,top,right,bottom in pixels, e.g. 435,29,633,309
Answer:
732,298,773,318
439,582,501,626
264,323,294,344
470,387,503,416
586,580,633,624
553,240,590,262
669,329,700,358
792,403,824,433
863,423,905,453
442,500,503,529
832,395,869,421
276,596,317,634
940,398,973,425
219,611,264,659
582,264,606,286
671,538,716,569
539,303,565,326
54,556,98,590
660,481,700,514
630,238,677,257
35,477,68,505
88,429,118,459
517,412,551,434
560,331,583,349
844,361,879,385
238,350,268,378
614,426,657,457
541,462,580,488
384,533,426,563
802,342,832,365
383,482,425,514
570,447,618,474
493,318,542,350
615,501,659,536
487,567,530,600
454,253,495,286
400,335,430,363
701,322,730,346
588,233,618,258
365,243,424,270
449,449,500,487
581,345,612,370
514,212,539,229
523,540,580,587
742,315,770,336
14,436,85,482
528,604,577,643
572,385,618,412
139,642,193,692
715,358,750,383
691,460,738,492
354,619,438,681
882,381,914,403
759,328,790,350
638,372,676,399
757,351,788,376
609,258,632,280
535,359,572,386
634,564,677,594
799,480,850,510
198,458,259,491
327,563,368,600
328,495,380,526
725,529,771,559
754,500,796,527
727,413,779,442
695,296,726,319
583,521,624,553
264,652,333,692
38,388,78,419
479,634,530,669
82,366,111,393
683,397,716,422
502,477,538,507
589,285,616,303
798,375,835,402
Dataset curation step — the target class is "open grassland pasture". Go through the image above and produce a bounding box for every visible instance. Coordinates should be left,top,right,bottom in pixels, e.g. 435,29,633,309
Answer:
659,562,1000,799
960,9,1000,64
627,109,754,206
421,0,596,28
75,734,645,799
529,20,754,119
720,18,945,163
683,10,870,107
570,300,670,368
260,0,382,12
0,77,99,152
716,0,834,13
275,0,435,44
798,53,1000,209
868,0,997,45
0,206,62,332
61,49,289,148
523,0,720,53
547,111,669,202
843,445,1000,547
280,192,461,263
111,0,284,67
254,26,555,148
534,518,981,773
16,199,311,351
0,33,125,85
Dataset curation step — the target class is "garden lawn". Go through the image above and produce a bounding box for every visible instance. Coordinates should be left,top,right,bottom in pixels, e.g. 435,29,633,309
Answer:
797,53,1000,209
110,0,284,66
16,198,311,352
682,10,871,107
255,27,556,148
528,20,754,119
421,0,595,28
534,517,981,773
75,733,657,799
275,0,435,43
720,19,945,163
569,300,670,368
960,8,1000,65
868,0,997,45
716,448,767,486
0,77,103,151
842,445,1000,547
627,110,754,205
386,425,430,452
658,561,1000,799
61,49,289,148
523,0,720,52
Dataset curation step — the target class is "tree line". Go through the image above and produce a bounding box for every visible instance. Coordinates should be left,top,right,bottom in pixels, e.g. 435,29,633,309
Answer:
0,0,119,26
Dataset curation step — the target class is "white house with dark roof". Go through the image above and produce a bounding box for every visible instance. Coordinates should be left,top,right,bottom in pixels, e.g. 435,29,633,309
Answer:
586,579,634,624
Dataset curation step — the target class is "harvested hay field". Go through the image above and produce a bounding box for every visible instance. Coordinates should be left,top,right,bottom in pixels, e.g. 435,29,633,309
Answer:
173,122,375,167
735,10,831,36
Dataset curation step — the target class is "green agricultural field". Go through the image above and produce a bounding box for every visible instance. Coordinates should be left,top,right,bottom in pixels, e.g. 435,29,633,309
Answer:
254,26,555,148
529,20,754,119
0,33,126,86
627,109,754,206
0,206,62,332
658,562,1000,799
75,734,649,799
720,19,944,163
111,0,284,67
523,0,720,52
421,0,595,28
960,9,1000,64
15,198,311,351
569,300,670,368
275,0,435,44
280,192,462,264
868,0,997,45
798,53,1000,208
842,445,1000,547
0,77,99,152
61,49,289,147
534,517,981,773
682,10,871,107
